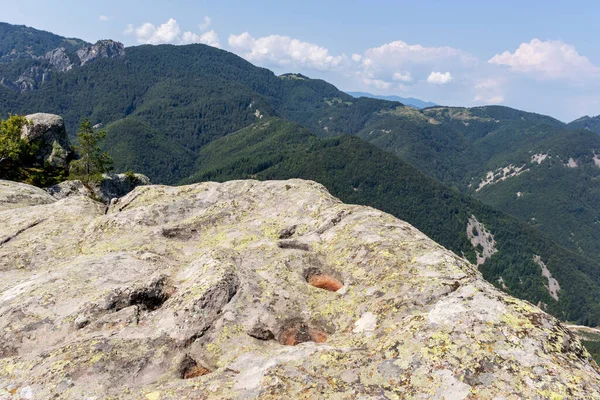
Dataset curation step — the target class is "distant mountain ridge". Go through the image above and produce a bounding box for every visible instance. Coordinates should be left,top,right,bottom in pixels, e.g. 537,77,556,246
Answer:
0,22,124,92
346,91,437,109
0,22,88,62
569,115,600,134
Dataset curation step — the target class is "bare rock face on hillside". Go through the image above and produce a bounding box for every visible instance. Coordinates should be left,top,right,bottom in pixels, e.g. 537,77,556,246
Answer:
76,40,125,66
0,178,598,399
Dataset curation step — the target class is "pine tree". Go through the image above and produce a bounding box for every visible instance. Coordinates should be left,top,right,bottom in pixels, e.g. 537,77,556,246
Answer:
69,119,112,184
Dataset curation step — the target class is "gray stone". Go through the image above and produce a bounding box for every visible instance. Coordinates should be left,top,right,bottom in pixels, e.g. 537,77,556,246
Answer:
45,180,92,200
91,173,151,203
77,40,125,66
0,179,55,212
44,48,73,72
0,179,598,399
21,113,72,169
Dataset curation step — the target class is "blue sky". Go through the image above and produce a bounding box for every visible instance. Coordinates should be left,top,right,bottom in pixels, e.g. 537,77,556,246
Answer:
4,0,600,121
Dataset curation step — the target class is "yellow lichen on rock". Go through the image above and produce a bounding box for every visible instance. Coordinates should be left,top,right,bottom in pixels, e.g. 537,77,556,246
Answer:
0,178,599,399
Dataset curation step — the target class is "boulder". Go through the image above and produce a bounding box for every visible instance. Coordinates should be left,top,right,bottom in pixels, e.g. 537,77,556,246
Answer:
0,179,55,212
91,173,151,203
21,113,72,169
0,179,598,399
45,180,92,200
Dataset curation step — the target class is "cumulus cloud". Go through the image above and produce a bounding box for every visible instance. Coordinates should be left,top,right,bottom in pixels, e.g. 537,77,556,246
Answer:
348,40,475,89
125,18,220,47
427,71,453,85
474,94,504,104
489,39,600,80
181,30,220,47
130,18,181,44
228,32,346,70
199,16,212,31
392,71,412,82
99,15,109,22
363,78,392,90
226,33,475,88
359,40,475,69
473,78,505,104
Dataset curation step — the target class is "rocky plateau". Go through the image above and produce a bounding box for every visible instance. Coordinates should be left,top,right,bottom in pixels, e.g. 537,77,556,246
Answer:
0,178,599,399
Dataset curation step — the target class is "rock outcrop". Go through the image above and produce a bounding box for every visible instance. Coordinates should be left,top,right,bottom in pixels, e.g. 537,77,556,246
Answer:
2,40,125,92
20,113,72,169
45,47,73,72
46,174,150,203
45,180,92,200
76,40,125,66
91,172,151,203
0,179,598,399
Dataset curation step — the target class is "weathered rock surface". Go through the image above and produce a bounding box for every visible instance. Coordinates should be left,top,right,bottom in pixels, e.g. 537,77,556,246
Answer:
20,113,72,169
1,40,125,92
44,47,73,72
0,179,599,399
0,180,55,212
45,180,92,200
45,174,150,203
76,40,125,66
92,173,151,203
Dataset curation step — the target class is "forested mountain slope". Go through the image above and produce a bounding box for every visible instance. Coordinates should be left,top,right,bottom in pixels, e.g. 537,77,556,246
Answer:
0,22,87,62
569,115,600,134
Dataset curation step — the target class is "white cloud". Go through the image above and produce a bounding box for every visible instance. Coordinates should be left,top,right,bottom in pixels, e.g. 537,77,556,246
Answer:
427,71,453,85
99,15,109,22
347,40,475,90
363,78,392,90
474,94,504,104
133,19,181,44
473,77,505,104
489,39,600,80
199,16,212,31
181,30,220,47
360,40,475,69
475,78,502,90
125,18,220,48
228,32,345,70
392,71,412,82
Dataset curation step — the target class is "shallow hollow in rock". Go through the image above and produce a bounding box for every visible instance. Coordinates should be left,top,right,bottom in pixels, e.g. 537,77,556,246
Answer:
179,355,211,379
304,267,344,292
278,320,328,346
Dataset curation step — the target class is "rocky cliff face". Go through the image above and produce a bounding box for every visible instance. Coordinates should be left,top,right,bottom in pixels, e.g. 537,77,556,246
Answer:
76,40,125,66
1,40,125,92
0,179,598,399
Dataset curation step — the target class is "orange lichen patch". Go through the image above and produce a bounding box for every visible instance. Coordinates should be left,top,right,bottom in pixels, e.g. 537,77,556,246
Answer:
308,328,328,343
307,274,343,292
179,354,211,380
183,365,211,379
280,327,301,346
279,322,328,345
